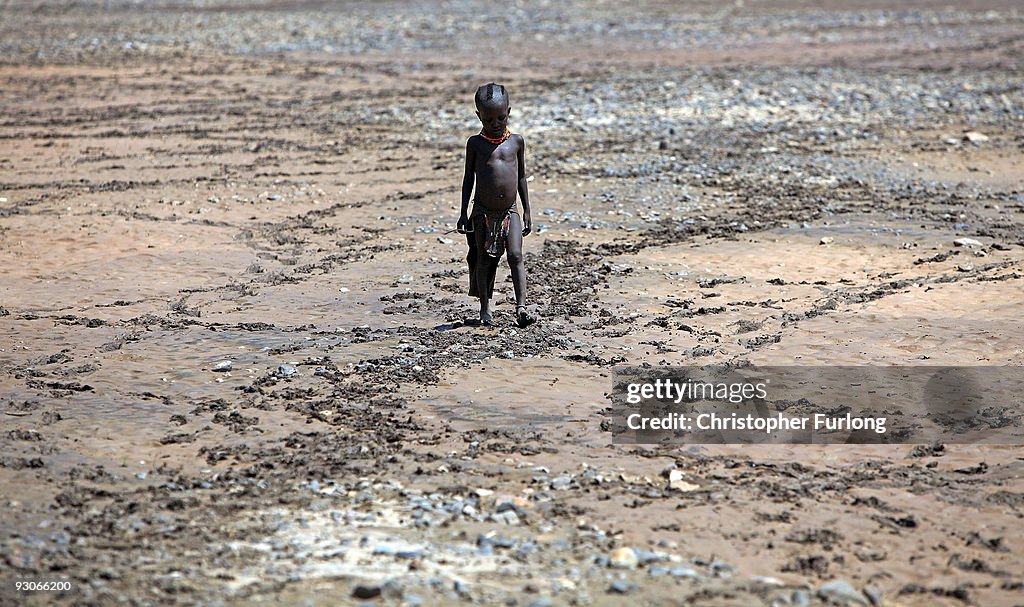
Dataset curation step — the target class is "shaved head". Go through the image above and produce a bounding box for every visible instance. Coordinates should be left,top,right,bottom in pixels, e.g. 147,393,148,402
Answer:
475,82,509,110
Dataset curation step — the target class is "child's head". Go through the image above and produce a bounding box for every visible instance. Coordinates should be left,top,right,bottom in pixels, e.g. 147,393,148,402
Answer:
475,82,510,137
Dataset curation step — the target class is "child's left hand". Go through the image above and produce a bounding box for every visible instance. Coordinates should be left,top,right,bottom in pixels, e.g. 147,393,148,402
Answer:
523,215,532,236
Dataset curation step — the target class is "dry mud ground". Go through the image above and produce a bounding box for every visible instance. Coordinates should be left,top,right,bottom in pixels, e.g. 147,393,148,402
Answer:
1,1,1024,606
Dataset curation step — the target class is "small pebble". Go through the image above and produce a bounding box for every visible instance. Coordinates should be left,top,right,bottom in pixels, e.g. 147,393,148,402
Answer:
609,547,639,569
352,585,381,599
817,580,869,606
963,131,989,143
669,567,700,579
608,579,638,594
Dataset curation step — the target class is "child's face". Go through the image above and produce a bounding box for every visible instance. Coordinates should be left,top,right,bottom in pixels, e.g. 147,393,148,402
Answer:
476,100,510,137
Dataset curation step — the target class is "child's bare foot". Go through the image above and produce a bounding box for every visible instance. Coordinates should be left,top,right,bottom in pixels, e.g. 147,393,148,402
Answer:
516,306,536,328
478,301,494,327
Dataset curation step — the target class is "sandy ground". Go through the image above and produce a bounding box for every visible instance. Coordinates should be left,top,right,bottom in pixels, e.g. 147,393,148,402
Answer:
1,1,1023,606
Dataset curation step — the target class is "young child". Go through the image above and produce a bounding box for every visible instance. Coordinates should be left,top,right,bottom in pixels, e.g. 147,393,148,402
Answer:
457,82,536,328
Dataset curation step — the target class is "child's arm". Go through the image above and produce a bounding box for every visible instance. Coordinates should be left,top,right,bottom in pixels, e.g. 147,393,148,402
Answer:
458,139,475,233
517,135,532,236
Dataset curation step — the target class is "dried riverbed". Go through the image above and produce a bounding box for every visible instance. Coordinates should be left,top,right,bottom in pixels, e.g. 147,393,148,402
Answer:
1,1,1023,606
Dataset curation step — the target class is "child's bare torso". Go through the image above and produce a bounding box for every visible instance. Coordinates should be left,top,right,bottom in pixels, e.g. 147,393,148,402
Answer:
470,134,522,213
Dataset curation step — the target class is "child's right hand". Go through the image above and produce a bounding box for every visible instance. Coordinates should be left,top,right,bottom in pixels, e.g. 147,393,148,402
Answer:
456,215,469,234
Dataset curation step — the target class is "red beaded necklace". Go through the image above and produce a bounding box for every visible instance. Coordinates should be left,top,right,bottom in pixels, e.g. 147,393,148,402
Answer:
479,127,511,145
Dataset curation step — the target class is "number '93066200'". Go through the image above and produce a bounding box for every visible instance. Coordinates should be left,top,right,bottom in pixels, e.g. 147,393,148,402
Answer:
15,580,74,592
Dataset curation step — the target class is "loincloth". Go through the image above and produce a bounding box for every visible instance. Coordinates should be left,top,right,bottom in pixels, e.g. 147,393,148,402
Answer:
466,203,517,299
471,205,517,258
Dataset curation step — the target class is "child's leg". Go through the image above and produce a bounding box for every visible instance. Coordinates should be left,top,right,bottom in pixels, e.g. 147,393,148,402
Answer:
466,230,478,297
506,214,535,327
473,225,494,323
505,214,526,307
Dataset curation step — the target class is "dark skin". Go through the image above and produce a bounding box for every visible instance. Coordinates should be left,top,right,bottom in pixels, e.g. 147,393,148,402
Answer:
457,97,532,325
